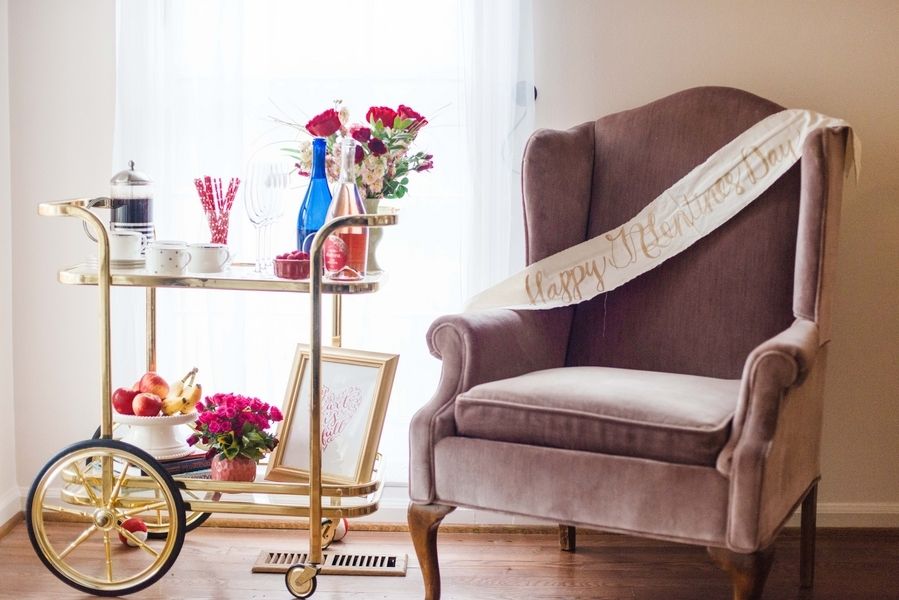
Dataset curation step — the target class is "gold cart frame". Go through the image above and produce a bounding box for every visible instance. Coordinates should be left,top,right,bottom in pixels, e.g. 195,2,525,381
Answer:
34,197,397,597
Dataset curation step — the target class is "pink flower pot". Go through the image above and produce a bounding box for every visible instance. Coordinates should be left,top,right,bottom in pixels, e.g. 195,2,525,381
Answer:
210,454,257,482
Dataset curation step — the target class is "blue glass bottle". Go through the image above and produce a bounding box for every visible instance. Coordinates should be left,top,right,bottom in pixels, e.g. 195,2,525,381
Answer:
297,137,332,252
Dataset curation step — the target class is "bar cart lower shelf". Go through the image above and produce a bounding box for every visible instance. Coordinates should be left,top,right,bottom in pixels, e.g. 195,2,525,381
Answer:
25,198,397,598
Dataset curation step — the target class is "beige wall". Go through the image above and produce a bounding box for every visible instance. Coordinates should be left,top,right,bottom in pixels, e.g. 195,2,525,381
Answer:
533,0,899,512
0,0,19,524
9,0,115,492
5,0,896,526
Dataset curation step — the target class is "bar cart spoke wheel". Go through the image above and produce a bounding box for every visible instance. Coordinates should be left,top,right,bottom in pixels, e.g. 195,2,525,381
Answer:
91,424,214,538
26,439,186,596
285,564,318,598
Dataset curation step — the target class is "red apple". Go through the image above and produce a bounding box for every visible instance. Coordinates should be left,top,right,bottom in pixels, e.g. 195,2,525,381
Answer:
112,387,139,415
132,392,162,417
118,517,148,546
138,371,169,399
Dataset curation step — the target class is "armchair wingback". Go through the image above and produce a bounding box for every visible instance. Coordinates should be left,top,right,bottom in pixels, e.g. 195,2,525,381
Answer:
408,86,849,600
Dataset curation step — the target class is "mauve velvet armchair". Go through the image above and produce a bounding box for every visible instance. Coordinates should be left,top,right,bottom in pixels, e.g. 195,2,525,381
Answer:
407,87,850,600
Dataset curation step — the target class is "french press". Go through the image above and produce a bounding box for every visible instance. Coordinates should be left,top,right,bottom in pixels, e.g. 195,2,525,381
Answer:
109,160,155,242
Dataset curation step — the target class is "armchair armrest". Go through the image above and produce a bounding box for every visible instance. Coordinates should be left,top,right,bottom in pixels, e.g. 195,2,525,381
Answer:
717,318,820,475
409,307,573,502
718,318,823,551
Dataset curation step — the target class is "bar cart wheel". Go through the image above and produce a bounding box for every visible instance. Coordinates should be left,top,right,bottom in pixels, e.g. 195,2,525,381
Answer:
26,439,186,596
286,563,319,598
91,425,215,538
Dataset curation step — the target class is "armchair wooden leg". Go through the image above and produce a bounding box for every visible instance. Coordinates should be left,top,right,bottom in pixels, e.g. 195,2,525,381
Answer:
559,525,576,552
800,483,818,588
707,544,776,600
408,502,455,600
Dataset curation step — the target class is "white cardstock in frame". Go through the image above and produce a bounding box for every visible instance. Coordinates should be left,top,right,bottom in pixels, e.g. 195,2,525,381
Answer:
268,346,399,485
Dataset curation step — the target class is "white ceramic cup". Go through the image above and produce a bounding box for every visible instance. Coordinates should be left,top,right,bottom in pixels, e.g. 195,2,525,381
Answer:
145,240,192,275
187,243,231,273
108,231,144,261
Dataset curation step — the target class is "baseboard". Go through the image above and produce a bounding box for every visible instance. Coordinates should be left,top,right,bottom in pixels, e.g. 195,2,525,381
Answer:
1,486,21,524
786,502,899,528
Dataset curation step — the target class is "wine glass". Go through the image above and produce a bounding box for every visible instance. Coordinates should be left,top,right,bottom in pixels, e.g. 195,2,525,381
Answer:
245,161,287,272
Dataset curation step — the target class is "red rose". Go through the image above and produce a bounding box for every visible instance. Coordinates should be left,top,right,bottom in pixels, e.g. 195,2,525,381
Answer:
354,145,364,164
349,124,371,143
368,138,387,156
305,109,342,137
366,106,398,128
397,104,426,123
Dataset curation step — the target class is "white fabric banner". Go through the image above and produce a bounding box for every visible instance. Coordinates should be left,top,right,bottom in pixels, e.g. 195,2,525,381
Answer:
466,109,858,312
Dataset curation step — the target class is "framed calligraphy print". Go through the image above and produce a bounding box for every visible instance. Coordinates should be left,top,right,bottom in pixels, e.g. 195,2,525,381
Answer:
265,345,399,485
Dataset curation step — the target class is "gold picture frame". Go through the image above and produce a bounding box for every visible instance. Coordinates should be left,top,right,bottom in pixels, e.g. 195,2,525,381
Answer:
265,345,399,485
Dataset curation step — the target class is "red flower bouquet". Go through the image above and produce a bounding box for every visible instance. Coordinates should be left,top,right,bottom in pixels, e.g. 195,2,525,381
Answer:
187,393,283,461
280,101,433,199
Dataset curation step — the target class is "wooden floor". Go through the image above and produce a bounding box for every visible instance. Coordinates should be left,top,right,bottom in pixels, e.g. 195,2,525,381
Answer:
1,522,897,599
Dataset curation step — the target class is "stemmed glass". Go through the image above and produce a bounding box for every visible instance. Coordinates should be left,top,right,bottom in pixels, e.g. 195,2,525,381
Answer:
245,161,288,272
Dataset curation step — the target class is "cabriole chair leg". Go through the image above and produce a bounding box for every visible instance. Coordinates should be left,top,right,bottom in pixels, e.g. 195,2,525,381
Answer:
408,502,455,600
707,544,776,600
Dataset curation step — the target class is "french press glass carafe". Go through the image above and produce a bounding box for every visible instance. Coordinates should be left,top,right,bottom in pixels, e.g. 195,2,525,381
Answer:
109,160,155,242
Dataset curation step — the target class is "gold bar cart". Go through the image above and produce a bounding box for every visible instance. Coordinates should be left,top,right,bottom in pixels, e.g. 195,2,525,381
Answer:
26,198,396,598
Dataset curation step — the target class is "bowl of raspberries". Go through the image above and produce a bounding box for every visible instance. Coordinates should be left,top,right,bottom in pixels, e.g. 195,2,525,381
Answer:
274,250,310,280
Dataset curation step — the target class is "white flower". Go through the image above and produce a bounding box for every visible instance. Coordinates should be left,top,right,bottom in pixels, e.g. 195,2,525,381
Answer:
298,140,312,172
338,106,351,126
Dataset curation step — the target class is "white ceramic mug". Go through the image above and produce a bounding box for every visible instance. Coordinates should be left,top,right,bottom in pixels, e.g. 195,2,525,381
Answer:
187,243,231,273
145,240,191,275
108,231,144,261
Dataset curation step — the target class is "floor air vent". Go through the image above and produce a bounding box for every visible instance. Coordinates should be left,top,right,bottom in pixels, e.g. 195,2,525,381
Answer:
252,550,407,577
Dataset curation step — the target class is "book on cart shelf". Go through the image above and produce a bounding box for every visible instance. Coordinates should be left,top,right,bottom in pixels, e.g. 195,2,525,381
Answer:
157,452,213,475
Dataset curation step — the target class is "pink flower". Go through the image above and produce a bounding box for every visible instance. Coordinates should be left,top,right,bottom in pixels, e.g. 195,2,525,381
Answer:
369,138,387,156
350,124,371,143
306,109,342,137
270,407,283,421
366,106,397,128
416,160,434,172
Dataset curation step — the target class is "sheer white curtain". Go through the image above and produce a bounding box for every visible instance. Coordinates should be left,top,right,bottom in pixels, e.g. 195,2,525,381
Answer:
113,0,533,484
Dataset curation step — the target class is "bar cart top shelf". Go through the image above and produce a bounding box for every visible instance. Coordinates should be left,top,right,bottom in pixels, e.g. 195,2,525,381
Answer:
39,197,397,294
57,261,387,294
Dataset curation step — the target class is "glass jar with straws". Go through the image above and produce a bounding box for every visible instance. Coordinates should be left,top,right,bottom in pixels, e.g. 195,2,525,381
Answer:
193,176,240,245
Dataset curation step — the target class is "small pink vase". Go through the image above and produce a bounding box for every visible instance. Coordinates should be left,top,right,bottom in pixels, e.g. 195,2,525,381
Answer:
210,454,257,482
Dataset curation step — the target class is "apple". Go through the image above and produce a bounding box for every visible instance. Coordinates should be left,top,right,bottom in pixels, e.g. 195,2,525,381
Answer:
118,517,148,547
112,387,139,415
138,371,169,399
132,392,162,417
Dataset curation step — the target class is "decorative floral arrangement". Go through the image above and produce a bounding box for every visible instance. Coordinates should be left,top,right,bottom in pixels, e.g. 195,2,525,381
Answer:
187,393,283,461
280,102,433,199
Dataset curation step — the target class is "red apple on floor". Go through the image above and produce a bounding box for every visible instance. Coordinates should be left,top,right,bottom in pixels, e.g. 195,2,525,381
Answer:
118,517,148,546
138,371,169,398
112,387,139,415
132,392,162,417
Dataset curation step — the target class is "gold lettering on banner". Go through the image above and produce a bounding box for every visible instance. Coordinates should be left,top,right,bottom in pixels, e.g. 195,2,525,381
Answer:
522,138,799,307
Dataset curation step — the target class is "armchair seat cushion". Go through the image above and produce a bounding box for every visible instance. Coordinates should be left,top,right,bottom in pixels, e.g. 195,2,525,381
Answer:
455,367,739,466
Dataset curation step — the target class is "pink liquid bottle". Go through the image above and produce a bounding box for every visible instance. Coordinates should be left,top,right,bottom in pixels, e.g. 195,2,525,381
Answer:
323,138,368,279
